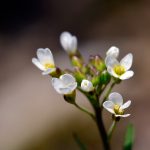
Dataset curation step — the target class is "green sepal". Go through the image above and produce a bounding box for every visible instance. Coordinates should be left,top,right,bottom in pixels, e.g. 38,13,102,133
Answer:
63,91,76,104
123,124,135,150
100,70,111,84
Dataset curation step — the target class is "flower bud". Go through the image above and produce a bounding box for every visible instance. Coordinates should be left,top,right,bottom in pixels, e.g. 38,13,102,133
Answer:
100,70,111,84
71,56,82,68
64,90,76,104
74,67,86,84
81,79,94,92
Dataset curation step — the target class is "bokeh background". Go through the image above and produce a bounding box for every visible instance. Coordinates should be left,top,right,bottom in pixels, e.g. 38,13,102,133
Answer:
0,0,149,149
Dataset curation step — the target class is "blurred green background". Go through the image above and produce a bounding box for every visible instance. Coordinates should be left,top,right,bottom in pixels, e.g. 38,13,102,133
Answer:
0,0,149,149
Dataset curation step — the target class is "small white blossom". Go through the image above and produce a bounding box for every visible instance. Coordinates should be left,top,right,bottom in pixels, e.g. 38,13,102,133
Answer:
106,46,119,58
60,31,77,54
52,74,77,95
105,53,134,80
81,79,94,92
103,92,131,117
32,48,56,75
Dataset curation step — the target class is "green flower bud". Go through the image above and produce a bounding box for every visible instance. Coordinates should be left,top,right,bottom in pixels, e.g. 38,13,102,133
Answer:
100,70,111,84
74,67,86,84
71,56,82,68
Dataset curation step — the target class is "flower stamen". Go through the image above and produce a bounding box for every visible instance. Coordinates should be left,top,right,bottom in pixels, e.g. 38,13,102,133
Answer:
114,104,124,115
44,63,55,69
113,65,125,76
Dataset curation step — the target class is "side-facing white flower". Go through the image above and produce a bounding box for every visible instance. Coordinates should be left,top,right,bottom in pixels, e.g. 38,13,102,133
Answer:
81,79,94,92
52,74,77,95
103,92,131,117
105,53,134,80
106,46,119,58
32,48,56,75
60,31,77,54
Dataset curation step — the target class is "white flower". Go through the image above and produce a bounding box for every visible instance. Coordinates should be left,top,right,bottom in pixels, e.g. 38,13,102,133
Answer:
106,46,119,58
60,31,77,54
52,74,77,95
81,79,94,92
103,92,131,117
105,53,134,80
32,48,56,75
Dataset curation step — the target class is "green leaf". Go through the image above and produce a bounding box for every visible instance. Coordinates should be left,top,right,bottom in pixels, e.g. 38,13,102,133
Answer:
123,124,135,150
73,133,87,150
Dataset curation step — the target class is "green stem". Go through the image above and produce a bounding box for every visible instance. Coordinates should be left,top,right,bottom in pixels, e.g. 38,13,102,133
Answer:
100,80,115,107
94,106,111,150
108,120,117,141
74,103,95,120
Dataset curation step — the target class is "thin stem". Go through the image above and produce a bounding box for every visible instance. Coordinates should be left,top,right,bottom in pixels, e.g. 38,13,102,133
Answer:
100,80,115,107
94,107,110,150
108,120,117,141
74,103,95,120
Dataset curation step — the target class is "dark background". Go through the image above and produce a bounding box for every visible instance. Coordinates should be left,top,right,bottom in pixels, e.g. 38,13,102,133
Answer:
0,0,149,150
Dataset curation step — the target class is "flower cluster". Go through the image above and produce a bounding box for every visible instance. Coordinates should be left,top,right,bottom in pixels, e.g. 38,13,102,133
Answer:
32,31,134,119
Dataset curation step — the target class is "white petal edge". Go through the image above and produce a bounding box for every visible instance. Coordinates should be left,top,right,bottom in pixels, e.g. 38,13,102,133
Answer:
37,48,54,65
32,58,45,71
103,101,115,114
120,53,133,70
108,92,123,106
115,114,131,117
60,74,76,85
105,56,119,68
106,46,119,58
42,68,56,75
120,71,134,80
120,100,131,110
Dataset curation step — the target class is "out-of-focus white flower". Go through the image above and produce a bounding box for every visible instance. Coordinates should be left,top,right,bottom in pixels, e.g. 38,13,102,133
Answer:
32,48,56,75
106,46,119,58
103,92,131,117
81,79,94,92
52,74,77,95
105,53,134,80
60,31,77,54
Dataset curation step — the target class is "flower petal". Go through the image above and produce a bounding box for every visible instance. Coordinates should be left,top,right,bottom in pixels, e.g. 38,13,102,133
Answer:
115,114,130,117
32,58,45,71
37,48,54,65
106,46,119,58
105,56,119,68
60,74,76,85
51,78,64,94
42,68,56,75
120,100,131,110
103,101,115,114
81,79,94,92
120,53,133,70
108,92,123,106
120,71,134,80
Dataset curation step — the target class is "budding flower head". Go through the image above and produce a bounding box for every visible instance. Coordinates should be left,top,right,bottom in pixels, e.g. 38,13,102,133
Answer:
52,74,77,95
106,46,119,58
81,79,94,92
103,92,131,118
105,53,134,80
32,48,56,75
60,31,77,54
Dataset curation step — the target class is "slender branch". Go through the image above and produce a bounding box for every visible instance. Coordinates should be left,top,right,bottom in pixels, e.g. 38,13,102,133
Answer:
100,80,116,107
74,103,95,120
108,120,117,141
94,106,111,150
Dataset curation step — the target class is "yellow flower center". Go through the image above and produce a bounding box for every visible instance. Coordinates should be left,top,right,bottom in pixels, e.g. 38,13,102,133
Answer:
44,63,55,69
114,104,124,115
113,65,125,76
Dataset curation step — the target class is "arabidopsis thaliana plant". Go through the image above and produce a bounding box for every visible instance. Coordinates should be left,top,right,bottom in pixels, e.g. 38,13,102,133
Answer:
106,46,119,58
81,79,94,92
105,53,134,80
32,48,56,75
103,92,131,117
60,31,77,54
52,74,77,95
